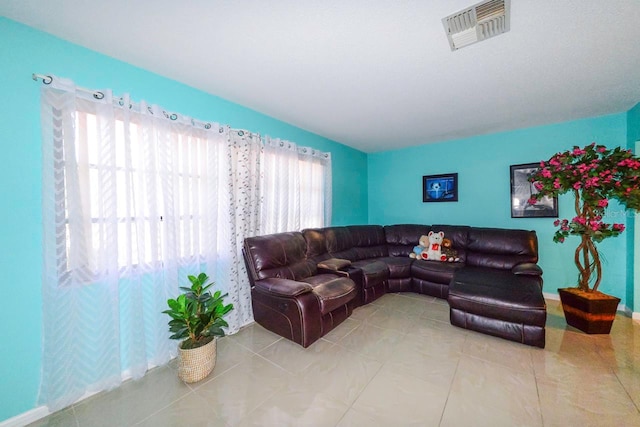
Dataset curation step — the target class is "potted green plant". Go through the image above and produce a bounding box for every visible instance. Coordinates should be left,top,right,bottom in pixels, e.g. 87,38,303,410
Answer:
163,272,234,382
529,142,640,333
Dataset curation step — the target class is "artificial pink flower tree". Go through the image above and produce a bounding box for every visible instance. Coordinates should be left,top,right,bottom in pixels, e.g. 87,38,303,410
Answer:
529,143,640,292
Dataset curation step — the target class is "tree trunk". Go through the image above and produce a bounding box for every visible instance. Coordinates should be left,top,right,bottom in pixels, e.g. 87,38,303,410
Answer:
573,190,602,292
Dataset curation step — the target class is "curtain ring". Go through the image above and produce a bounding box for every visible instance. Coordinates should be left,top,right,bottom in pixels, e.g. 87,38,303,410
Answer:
205,123,211,129
170,113,177,120
93,92,105,100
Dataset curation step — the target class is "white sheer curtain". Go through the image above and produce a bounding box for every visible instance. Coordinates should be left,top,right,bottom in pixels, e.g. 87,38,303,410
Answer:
261,137,332,234
38,76,332,411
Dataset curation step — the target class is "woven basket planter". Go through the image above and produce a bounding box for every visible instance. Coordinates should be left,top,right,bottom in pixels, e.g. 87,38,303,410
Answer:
178,338,217,383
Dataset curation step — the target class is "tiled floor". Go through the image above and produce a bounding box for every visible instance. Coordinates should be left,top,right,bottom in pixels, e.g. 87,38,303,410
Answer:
29,293,640,427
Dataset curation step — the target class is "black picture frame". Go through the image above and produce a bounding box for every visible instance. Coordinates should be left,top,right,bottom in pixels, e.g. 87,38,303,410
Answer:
510,163,558,218
423,173,458,202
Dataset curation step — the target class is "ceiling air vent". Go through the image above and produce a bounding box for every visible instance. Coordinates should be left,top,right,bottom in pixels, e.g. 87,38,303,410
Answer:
442,0,510,51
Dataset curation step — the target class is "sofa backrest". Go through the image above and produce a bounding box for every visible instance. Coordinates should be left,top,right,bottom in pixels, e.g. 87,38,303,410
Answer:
323,226,357,260
243,232,317,282
383,224,432,257
347,225,389,260
244,225,540,281
302,228,330,263
465,227,538,269
431,225,471,263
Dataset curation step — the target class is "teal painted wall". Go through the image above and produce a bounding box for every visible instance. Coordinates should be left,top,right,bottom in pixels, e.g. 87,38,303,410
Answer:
628,103,640,314
368,114,630,307
0,18,367,422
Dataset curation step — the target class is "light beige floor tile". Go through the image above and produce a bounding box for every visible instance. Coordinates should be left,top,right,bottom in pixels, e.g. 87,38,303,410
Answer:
382,336,460,388
462,332,535,375
432,296,450,306
615,367,640,408
397,291,437,303
337,323,406,362
351,365,449,426
349,303,379,321
235,388,349,427
229,323,282,353
364,306,416,333
368,293,395,307
193,355,291,426
537,374,640,426
405,317,468,350
136,392,229,427
258,337,334,375
335,407,389,427
206,336,255,379
322,317,362,343
440,355,542,427
290,345,382,405
73,365,191,427
369,292,430,316
26,408,78,427
532,344,614,384
420,300,451,323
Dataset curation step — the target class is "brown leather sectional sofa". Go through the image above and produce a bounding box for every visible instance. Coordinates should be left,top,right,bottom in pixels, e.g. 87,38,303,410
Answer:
242,224,547,349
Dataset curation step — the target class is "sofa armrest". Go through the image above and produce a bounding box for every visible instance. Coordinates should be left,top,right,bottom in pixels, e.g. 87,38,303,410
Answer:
317,258,352,271
254,278,313,297
512,263,543,276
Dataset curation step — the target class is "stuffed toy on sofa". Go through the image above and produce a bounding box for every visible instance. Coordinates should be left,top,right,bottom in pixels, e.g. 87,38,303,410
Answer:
421,231,447,261
410,235,429,259
441,237,460,262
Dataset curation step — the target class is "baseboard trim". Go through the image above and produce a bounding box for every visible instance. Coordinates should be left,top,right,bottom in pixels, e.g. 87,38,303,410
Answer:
0,406,50,427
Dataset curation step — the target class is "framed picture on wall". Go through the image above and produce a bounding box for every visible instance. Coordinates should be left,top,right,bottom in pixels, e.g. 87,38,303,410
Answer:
423,173,458,202
510,163,558,218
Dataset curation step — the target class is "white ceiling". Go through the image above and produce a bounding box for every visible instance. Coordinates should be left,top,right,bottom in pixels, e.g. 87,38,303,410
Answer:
2,0,640,153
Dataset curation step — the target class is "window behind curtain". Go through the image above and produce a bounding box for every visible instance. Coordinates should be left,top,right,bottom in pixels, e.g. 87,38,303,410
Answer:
60,110,332,277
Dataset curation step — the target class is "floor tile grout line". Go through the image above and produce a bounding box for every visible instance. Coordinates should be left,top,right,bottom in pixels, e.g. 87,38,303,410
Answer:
332,351,387,427
612,369,640,415
131,389,196,426
530,347,545,427
437,335,466,427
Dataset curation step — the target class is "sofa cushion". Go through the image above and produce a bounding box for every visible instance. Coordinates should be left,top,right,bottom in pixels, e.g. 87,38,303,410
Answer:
466,227,538,269
302,274,358,314
351,259,389,288
377,256,414,279
448,266,546,326
384,224,432,257
411,259,466,284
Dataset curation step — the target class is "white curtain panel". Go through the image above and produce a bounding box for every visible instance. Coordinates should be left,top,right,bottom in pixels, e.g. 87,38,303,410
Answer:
262,137,332,233
38,76,332,411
